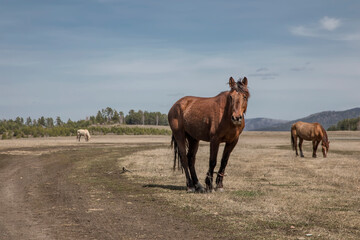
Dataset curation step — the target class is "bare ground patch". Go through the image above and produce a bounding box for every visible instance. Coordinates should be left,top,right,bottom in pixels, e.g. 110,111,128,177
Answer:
0,137,229,239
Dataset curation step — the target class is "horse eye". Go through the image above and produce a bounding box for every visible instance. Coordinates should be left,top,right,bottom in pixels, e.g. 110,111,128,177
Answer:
243,96,247,100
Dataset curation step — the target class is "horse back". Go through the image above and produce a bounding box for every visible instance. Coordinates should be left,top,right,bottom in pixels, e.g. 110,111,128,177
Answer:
168,92,242,142
293,121,322,141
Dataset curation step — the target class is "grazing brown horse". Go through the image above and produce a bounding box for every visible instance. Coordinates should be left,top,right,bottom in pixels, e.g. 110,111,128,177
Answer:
168,77,250,193
291,121,330,158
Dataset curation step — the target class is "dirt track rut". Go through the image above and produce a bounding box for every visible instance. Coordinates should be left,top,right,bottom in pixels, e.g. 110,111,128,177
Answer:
0,145,220,240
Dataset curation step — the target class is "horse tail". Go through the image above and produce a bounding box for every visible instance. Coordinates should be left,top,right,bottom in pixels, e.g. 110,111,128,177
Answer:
171,135,182,171
171,135,180,171
291,124,296,151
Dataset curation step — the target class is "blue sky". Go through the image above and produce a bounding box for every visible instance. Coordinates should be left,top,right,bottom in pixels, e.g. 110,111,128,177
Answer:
1,0,359,121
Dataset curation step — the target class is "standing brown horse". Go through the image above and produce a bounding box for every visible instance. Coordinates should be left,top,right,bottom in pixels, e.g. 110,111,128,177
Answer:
291,121,330,158
168,77,250,193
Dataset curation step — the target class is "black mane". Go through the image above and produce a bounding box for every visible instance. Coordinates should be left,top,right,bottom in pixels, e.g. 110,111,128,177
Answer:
235,78,250,98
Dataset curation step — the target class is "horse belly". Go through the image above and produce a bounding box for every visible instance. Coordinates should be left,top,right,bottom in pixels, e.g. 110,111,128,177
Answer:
297,129,316,141
184,118,211,142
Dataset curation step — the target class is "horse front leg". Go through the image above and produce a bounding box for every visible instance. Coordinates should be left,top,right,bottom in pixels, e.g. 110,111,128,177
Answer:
215,140,238,192
313,141,320,158
205,140,220,192
299,138,304,157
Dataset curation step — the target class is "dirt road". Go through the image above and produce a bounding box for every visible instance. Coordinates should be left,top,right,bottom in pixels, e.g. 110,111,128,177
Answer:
0,136,222,240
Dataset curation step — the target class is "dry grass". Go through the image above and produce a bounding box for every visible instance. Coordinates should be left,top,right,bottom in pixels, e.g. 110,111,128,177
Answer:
120,131,360,239
1,132,359,239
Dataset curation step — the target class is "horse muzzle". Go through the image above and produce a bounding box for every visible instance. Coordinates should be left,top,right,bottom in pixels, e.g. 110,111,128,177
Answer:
231,115,242,125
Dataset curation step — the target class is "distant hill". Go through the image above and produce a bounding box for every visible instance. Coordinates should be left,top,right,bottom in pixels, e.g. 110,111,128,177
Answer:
244,118,288,131
249,107,360,131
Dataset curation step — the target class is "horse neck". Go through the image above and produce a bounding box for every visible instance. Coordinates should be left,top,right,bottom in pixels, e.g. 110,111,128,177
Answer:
320,127,328,144
223,91,233,122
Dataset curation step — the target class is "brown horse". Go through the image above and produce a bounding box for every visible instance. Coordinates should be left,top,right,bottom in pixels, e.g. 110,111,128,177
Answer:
291,121,330,158
168,77,250,193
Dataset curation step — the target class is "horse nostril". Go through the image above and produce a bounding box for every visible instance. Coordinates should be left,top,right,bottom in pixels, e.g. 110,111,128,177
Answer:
232,115,242,122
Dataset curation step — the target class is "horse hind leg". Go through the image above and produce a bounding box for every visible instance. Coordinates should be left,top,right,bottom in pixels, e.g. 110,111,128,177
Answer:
172,133,195,192
187,136,205,193
291,132,299,156
299,138,304,157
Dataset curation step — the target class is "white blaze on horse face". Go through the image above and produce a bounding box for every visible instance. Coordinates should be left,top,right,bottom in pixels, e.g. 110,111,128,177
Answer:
322,145,327,157
230,91,245,125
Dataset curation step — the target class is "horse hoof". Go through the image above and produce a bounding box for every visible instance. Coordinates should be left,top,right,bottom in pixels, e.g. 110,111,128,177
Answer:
215,187,224,192
195,183,206,193
206,185,214,192
196,187,206,194
187,187,196,193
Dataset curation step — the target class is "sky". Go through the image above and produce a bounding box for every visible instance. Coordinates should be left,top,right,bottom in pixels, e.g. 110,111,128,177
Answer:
1,0,359,121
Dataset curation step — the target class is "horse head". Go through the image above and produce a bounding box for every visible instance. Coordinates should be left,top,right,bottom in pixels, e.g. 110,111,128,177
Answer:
322,140,330,157
228,77,250,126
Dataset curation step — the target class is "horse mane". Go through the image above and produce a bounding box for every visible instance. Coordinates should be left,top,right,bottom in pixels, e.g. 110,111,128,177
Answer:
320,125,329,145
231,78,250,98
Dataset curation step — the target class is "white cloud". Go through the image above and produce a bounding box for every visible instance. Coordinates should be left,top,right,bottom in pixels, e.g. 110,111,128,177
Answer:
320,16,341,31
289,16,360,41
290,25,318,37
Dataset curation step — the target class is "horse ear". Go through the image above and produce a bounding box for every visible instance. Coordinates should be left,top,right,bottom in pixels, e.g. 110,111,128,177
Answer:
229,77,236,89
242,77,248,87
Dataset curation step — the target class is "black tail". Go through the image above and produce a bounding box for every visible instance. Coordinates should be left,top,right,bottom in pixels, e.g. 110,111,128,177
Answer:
291,128,296,151
171,135,182,171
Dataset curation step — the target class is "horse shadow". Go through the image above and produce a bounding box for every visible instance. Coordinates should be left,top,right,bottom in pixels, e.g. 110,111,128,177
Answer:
143,184,186,191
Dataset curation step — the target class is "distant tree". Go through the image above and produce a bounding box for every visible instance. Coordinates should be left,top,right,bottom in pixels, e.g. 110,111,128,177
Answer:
46,117,54,128
105,107,114,122
15,117,24,125
125,109,139,124
119,111,124,124
101,109,108,123
67,118,74,127
38,116,46,127
56,116,63,126
89,116,96,124
96,111,104,124
112,110,120,123
26,117,32,126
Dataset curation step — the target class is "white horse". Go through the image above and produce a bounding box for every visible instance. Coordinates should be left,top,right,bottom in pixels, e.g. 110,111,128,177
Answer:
77,129,91,142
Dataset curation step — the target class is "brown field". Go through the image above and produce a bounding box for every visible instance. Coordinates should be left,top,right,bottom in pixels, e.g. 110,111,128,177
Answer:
0,131,359,239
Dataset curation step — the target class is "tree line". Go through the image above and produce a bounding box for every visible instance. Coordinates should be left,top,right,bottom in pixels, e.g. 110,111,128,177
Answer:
327,117,360,131
0,108,170,139
90,107,168,126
